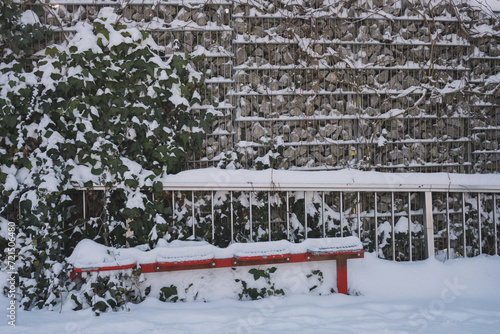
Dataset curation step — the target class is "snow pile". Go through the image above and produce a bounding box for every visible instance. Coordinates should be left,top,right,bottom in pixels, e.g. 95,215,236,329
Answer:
159,167,500,191
68,237,363,268
1,254,499,333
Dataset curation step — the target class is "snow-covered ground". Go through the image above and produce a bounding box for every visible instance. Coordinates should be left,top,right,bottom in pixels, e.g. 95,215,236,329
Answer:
2,253,499,334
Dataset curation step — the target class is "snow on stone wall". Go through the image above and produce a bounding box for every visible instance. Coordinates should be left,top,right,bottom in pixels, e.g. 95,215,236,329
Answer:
31,0,500,173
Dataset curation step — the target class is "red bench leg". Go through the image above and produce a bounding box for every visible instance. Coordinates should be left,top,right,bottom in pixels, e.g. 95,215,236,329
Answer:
336,256,348,294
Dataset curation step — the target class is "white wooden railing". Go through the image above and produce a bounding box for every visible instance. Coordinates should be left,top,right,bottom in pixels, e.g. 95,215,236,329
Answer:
76,169,500,261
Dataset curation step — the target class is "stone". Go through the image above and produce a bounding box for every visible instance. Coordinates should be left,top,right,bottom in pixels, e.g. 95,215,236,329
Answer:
236,47,247,65
325,155,337,166
313,151,325,163
377,55,395,67
305,102,314,115
252,123,267,141
370,96,380,109
325,72,338,83
283,51,294,64
297,145,308,156
219,62,232,76
250,72,260,89
346,102,357,114
389,149,404,164
289,132,300,142
196,13,207,26
290,106,302,116
234,18,245,34
253,47,263,57
283,147,296,158
402,146,410,159
279,74,291,88
124,8,134,20
132,13,144,21
268,79,279,91
370,24,382,40
430,146,439,158
144,8,154,21
377,70,389,84
275,95,287,107
219,135,229,148
319,124,337,137
314,44,323,54
184,32,194,47
296,157,310,166
239,98,252,116
358,26,371,42
260,102,272,117
254,26,265,38
177,8,191,21
336,100,345,113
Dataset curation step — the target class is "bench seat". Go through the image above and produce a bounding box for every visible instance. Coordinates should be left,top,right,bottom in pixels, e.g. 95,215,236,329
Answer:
70,237,364,294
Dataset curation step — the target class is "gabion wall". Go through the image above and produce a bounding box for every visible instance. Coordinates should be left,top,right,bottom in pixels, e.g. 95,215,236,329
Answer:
33,0,500,173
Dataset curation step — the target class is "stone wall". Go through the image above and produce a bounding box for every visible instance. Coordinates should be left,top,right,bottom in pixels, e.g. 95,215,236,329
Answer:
35,0,500,172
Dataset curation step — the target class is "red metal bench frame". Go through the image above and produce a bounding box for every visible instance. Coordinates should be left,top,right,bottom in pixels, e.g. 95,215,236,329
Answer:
71,248,363,295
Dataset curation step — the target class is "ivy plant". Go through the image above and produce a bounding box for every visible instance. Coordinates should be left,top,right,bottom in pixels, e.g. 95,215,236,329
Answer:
0,7,212,310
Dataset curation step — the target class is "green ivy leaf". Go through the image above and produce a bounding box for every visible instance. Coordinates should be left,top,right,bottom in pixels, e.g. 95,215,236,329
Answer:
91,167,104,175
153,181,163,195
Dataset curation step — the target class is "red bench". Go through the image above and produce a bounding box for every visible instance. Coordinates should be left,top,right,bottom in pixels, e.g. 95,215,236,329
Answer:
71,237,364,295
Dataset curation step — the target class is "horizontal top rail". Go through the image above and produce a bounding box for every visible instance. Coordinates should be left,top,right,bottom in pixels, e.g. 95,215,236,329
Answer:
73,169,500,193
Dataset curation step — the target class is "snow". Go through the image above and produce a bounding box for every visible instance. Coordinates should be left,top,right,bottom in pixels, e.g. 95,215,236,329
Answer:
0,217,11,239
3,0,500,331
158,168,500,192
2,254,499,333
40,0,500,11
471,0,500,12
18,10,40,26
124,189,146,210
67,237,363,268
3,174,18,192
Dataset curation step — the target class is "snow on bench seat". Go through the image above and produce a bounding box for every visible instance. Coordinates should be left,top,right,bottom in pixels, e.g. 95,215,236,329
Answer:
68,239,137,274
69,237,364,294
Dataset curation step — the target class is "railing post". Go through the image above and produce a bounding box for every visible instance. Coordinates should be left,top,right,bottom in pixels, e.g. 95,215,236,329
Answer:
286,191,290,240
494,194,498,255
172,191,176,227
408,192,412,262
357,192,361,239
191,191,196,238
423,191,435,259
304,191,308,239
249,192,253,242
322,191,326,238
446,192,451,260
83,190,86,220
374,192,378,257
340,191,343,238
211,191,215,241
82,190,87,231
268,191,272,241
391,192,395,261
477,193,482,255
462,192,467,258
230,191,234,243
